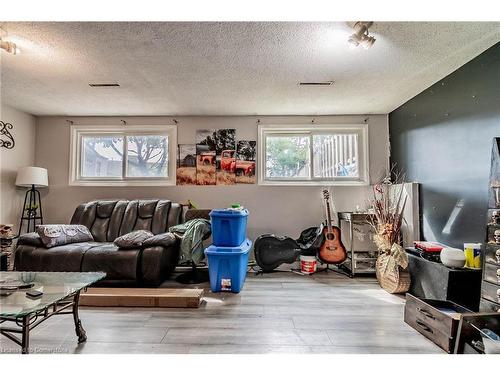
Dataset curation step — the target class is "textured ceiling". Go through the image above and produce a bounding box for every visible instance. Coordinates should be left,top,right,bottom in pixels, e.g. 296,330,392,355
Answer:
1,22,500,116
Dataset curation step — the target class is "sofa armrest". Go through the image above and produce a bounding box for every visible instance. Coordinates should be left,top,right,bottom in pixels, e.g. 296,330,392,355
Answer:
141,244,179,287
142,232,177,248
184,209,211,222
17,232,44,248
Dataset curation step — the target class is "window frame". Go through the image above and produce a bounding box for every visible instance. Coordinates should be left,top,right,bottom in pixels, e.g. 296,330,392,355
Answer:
69,124,177,186
258,124,369,186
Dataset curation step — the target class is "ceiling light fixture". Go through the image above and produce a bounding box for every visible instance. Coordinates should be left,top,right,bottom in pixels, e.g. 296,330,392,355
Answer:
0,27,20,55
0,38,20,55
348,22,376,49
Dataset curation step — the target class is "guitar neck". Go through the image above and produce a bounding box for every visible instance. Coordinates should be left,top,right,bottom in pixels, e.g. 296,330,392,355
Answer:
325,198,334,233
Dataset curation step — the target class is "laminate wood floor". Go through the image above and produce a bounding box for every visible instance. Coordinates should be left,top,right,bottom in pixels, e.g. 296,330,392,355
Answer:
0,270,443,354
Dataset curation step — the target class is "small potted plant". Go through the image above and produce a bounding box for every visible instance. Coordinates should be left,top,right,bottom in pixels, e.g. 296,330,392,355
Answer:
368,168,410,294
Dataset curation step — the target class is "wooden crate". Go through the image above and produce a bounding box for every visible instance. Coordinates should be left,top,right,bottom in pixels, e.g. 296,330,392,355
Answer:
80,288,204,308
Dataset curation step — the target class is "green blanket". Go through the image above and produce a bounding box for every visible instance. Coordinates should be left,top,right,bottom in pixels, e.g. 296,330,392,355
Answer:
169,219,211,265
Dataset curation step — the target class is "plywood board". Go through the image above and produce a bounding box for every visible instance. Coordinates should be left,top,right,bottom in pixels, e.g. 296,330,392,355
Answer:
80,288,204,308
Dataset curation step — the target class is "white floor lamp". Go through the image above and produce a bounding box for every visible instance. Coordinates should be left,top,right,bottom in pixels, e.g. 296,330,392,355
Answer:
16,166,49,235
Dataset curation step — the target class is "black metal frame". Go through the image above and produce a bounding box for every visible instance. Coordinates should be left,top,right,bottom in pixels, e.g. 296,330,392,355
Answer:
0,290,86,354
175,262,210,284
18,184,44,235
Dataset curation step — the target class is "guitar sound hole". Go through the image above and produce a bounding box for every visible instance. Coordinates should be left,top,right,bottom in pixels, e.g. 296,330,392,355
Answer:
326,233,335,241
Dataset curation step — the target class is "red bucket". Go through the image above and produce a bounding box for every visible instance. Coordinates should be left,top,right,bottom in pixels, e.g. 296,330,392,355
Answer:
300,255,317,274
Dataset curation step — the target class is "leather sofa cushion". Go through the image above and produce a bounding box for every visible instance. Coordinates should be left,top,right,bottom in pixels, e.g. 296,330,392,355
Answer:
70,199,182,241
36,224,93,248
70,200,128,242
114,230,154,249
15,242,98,272
81,242,140,280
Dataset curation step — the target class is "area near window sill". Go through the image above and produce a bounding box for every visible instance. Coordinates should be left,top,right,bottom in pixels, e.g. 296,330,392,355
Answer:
68,180,176,187
258,179,369,187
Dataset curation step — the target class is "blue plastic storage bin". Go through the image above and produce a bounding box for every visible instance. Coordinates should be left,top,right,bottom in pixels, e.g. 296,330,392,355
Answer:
209,208,249,247
204,239,252,293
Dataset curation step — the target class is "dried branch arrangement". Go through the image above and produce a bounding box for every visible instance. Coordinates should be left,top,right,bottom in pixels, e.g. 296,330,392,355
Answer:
368,167,408,255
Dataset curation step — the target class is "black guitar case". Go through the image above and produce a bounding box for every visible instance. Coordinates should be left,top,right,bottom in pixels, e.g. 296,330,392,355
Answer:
254,225,324,273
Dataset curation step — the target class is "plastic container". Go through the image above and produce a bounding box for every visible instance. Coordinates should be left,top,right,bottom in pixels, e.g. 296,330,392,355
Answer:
204,239,252,293
209,208,249,247
463,243,482,269
300,255,317,274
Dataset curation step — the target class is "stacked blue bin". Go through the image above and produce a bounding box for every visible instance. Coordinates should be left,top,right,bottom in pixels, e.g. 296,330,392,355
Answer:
205,208,251,293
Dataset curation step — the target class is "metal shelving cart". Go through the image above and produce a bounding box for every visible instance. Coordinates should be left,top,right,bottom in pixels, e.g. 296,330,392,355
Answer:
337,212,378,277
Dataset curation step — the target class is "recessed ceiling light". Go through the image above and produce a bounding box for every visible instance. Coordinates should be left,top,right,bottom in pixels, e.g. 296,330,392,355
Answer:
298,81,334,86
88,83,121,87
348,22,376,49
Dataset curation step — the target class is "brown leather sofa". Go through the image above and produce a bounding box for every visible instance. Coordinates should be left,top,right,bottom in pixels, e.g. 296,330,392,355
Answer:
15,199,182,287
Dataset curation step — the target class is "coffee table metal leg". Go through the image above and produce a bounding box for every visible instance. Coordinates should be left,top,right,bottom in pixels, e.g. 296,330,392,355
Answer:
72,292,87,343
21,315,30,354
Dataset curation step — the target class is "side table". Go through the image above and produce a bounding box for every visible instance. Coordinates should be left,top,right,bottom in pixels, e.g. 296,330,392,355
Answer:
0,235,19,271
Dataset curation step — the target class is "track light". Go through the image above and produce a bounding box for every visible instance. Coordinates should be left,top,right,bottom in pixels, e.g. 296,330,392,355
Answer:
348,22,376,49
0,27,20,55
0,39,20,55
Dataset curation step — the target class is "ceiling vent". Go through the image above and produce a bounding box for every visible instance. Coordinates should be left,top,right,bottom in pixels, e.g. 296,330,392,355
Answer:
88,83,120,88
298,81,334,86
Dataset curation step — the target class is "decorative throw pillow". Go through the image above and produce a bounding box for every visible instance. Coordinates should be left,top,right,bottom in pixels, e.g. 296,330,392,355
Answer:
142,232,177,248
36,224,94,248
114,230,154,249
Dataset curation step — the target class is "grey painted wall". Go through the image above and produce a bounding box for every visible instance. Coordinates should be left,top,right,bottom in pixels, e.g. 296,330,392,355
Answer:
389,42,500,248
35,115,389,241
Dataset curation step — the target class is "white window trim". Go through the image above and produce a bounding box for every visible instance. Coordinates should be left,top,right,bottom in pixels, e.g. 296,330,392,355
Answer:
257,124,369,186
69,124,177,186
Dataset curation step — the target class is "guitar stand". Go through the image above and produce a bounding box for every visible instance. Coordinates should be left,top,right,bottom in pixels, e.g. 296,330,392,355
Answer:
314,263,352,278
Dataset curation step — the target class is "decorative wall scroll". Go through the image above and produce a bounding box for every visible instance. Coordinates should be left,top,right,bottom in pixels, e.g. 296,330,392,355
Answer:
176,128,256,186
0,121,15,149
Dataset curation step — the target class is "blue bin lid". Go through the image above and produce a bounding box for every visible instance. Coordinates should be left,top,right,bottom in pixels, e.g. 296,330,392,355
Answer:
205,239,252,255
209,208,249,217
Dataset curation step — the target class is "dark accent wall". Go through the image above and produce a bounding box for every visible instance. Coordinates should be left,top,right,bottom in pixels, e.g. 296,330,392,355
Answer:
389,42,500,248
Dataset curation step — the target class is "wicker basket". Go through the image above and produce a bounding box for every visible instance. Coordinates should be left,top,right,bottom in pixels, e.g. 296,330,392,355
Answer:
376,252,411,294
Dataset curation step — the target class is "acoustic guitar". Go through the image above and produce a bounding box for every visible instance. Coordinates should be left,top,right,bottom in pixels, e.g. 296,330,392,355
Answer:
318,189,347,264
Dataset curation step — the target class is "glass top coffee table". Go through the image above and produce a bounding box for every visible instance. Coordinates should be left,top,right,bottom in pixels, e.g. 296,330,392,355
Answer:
0,271,105,354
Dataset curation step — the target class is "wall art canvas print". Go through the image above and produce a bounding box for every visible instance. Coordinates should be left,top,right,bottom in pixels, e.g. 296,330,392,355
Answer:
196,129,216,185
177,144,197,185
235,140,257,184
215,129,236,185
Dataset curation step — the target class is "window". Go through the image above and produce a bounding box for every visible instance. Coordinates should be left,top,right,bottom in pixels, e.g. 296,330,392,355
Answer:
70,125,177,186
258,124,369,186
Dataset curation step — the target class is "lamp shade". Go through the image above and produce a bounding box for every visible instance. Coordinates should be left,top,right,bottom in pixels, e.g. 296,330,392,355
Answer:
15,167,49,187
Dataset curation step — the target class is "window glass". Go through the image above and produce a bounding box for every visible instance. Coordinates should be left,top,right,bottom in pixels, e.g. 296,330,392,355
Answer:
265,135,310,179
126,135,169,177
313,134,358,178
81,136,123,178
